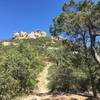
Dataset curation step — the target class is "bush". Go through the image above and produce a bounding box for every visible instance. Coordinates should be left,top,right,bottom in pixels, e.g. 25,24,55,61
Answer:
0,42,44,100
48,41,90,93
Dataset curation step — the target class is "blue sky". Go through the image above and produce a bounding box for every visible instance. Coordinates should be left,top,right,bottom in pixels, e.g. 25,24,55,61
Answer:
0,0,67,40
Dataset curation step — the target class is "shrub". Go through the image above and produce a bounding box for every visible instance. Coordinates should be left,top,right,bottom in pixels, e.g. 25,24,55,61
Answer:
48,41,90,93
0,42,44,100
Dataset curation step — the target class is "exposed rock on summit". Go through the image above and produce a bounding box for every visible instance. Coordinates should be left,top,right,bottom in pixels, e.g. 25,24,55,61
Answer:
12,30,48,40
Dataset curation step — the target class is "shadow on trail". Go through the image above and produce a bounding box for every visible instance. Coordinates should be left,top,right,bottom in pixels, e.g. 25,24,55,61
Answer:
35,92,100,100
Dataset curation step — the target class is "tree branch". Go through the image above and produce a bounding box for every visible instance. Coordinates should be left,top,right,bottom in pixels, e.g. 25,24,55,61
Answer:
95,32,100,36
89,28,100,65
92,47,100,65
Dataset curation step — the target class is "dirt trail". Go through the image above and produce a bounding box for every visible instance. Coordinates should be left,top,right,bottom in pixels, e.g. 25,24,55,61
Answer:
18,62,88,100
18,93,88,100
19,62,52,100
36,62,51,93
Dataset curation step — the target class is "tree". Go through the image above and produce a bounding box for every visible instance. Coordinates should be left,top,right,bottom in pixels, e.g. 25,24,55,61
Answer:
50,0,100,98
50,0,100,65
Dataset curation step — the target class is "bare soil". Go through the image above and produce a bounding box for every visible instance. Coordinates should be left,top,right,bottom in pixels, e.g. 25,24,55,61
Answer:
18,93,88,100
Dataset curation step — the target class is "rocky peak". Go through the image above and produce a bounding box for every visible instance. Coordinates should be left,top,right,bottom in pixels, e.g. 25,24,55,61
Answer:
12,30,48,40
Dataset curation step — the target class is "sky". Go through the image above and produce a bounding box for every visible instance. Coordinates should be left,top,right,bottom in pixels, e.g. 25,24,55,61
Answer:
0,0,67,40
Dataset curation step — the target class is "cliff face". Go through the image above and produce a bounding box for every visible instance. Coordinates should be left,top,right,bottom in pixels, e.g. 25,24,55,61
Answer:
12,30,48,40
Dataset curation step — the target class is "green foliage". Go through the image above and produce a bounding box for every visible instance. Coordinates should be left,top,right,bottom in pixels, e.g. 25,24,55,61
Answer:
48,41,84,92
0,36,99,99
48,40,100,93
49,0,100,97
0,40,44,100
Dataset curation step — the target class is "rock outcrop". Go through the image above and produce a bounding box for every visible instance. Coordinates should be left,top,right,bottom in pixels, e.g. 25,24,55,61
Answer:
12,30,48,40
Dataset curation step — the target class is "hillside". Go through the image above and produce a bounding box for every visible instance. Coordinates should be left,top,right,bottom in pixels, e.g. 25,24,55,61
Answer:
0,0,100,99
0,37,100,100
0,37,62,100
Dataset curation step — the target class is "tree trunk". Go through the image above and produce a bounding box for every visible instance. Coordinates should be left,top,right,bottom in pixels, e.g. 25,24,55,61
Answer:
88,66,98,98
82,32,98,98
87,60,98,98
89,28,100,65
91,77,97,98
